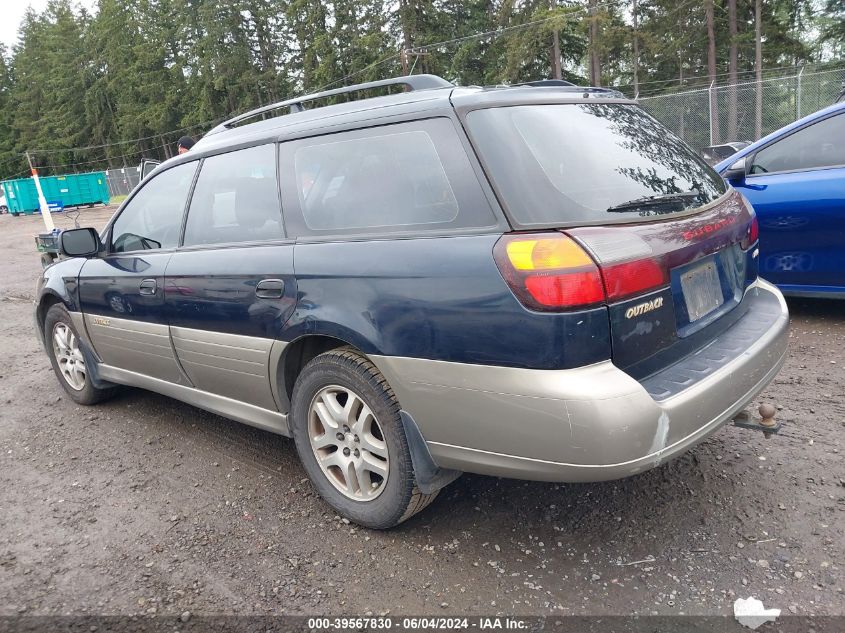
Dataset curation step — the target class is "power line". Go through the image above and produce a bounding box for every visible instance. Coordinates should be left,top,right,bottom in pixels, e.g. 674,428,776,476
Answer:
622,62,844,95
407,0,621,55
27,119,219,155
260,0,625,101
3,168,32,181
635,63,845,99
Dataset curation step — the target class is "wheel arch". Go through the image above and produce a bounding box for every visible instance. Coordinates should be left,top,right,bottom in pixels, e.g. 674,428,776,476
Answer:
275,334,361,413
35,291,68,346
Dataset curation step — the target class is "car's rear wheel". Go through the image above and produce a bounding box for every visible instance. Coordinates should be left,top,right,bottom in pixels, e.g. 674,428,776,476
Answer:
290,348,438,529
0,205,7,215
44,304,117,405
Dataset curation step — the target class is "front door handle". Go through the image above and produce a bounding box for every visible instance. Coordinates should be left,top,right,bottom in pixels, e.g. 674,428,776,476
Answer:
139,278,157,296
255,278,285,299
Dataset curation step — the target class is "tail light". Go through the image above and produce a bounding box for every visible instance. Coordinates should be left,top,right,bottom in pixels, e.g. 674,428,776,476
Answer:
741,215,759,249
600,258,667,301
571,229,669,303
493,233,605,311
494,231,671,312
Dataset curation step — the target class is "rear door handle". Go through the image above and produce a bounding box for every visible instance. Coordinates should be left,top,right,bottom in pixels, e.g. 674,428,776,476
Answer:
139,278,157,296
255,278,285,299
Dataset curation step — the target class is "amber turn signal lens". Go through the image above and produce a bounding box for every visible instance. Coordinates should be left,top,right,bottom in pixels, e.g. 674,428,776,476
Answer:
505,237,595,271
494,233,605,311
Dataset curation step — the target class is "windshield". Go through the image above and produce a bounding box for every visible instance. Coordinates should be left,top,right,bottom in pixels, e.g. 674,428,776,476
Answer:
467,103,727,226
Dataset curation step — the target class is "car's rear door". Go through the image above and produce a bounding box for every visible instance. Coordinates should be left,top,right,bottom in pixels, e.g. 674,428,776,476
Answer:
729,111,845,292
79,160,198,383
163,143,296,411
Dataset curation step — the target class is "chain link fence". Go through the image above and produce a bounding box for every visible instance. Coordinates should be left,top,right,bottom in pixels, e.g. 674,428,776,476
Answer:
639,66,845,151
104,166,142,198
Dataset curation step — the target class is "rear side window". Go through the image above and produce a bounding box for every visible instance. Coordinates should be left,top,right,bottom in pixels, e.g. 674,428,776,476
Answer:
183,144,282,247
467,104,727,227
750,113,845,174
279,118,497,236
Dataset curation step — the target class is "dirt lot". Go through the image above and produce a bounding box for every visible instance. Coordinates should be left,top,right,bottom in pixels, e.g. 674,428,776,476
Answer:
0,208,842,620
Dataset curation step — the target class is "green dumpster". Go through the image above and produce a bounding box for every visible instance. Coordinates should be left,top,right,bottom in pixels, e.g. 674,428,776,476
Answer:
1,171,110,216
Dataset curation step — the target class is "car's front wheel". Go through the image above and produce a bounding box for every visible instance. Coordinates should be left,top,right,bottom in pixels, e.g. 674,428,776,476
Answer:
44,304,117,405
291,348,438,529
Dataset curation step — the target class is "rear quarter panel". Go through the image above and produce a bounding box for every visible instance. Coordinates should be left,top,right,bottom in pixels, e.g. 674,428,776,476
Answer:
284,235,611,370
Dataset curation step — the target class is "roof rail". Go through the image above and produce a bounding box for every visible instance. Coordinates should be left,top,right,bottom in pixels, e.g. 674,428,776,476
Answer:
577,86,627,98
514,79,576,87
515,81,626,98
207,74,454,135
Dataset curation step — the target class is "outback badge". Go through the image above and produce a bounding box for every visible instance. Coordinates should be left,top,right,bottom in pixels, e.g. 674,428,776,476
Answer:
625,296,664,319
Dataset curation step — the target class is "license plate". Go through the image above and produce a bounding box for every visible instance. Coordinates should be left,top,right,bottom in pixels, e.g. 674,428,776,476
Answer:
680,259,724,322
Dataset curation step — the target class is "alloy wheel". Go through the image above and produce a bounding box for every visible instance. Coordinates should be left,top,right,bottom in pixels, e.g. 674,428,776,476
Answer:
308,385,389,501
52,323,86,391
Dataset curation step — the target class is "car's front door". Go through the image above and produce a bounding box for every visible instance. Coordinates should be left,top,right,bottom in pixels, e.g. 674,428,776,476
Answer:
731,112,845,292
78,161,198,383
164,144,296,411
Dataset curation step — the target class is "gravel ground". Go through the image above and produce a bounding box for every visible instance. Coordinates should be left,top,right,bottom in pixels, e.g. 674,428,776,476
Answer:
0,208,842,619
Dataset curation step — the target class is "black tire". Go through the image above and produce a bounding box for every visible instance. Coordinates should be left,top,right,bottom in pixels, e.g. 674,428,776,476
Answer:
290,348,438,529
0,205,7,215
44,304,117,405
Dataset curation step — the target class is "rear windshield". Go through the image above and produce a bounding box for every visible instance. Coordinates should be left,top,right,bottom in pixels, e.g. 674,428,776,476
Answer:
467,103,727,226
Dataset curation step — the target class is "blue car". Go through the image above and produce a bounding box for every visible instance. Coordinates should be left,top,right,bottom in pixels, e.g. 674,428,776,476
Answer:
36,75,789,528
715,101,845,298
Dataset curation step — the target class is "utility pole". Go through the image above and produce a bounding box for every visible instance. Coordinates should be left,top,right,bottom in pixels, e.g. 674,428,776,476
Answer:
728,0,739,140
588,0,601,86
632,0,639,96
25,151,55,232
706,0,718,144
550,0,562,80
552,29,562,80
400,48,409,75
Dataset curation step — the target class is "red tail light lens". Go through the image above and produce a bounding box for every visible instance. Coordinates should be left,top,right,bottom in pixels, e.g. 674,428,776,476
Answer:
568,229,669,303
493,233,605,311
741,215,759,249
601,258,668,302
524,272,606,307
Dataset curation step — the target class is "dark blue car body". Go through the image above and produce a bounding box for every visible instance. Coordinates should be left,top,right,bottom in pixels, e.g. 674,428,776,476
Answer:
715,101,845,298
34,76,790,528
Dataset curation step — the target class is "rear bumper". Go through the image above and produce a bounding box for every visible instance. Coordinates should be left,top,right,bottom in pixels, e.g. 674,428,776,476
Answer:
371,279,789,482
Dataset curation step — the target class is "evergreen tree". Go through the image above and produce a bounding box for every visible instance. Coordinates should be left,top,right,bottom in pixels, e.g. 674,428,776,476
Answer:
0,0,838,179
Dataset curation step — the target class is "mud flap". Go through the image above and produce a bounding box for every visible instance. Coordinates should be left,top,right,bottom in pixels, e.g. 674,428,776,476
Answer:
78,340,116,390
400,410,462,494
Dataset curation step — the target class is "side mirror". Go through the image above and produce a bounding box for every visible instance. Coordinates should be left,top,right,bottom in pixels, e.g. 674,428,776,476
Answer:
723,156,749,182
59,227,102,258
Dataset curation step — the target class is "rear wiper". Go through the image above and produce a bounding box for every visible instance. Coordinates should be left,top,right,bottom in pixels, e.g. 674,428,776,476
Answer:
606,191,700,213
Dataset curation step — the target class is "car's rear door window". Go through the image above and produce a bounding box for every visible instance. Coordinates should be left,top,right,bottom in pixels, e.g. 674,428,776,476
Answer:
466,103,727,227
279,118,497,237
182,144,283,247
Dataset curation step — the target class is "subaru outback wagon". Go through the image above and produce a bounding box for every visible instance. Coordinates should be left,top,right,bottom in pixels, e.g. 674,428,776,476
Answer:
36,75,789,528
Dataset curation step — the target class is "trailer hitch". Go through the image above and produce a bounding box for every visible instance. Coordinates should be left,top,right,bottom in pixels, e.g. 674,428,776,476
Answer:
733,403,782,438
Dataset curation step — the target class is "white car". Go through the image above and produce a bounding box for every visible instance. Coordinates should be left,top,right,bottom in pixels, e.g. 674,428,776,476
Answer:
0,191,7,214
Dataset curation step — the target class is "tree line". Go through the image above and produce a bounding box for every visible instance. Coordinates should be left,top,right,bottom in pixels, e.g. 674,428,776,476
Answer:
0,0,841,179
